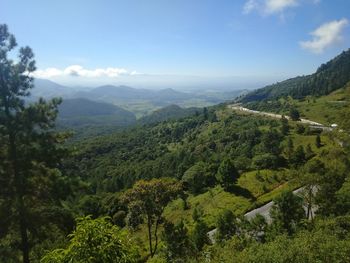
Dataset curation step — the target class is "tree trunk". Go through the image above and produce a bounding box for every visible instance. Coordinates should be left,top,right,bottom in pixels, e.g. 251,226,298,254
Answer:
19,208,30,263
6,104,30,263
152,218,160,257
147,215,153,257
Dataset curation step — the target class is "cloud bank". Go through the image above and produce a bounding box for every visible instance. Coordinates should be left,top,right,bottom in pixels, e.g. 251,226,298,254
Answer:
300,18,348,54
32,65,138,79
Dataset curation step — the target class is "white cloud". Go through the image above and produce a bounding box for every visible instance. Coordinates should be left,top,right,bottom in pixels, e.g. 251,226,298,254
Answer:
300,18,348,54
32,65,138,79
243,0,298,15
243,0,259,14
264,0,298,15
243,0,318,16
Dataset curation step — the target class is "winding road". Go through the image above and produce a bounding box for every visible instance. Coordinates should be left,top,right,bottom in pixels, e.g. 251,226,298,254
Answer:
207,186,317,243
228,105,333,131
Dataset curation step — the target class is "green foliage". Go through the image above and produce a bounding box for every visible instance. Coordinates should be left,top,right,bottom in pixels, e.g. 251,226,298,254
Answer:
191,220,210,252
122,178,182,257
58,98,136,128
0,24,73,262
216,209,237,242
139,104,200,125
161,220,192,261
182,162,213,194
269,191,305,236
41,216,138,263
290,145,306,167
236,216,350,263
216,159,239,191
253,154,280,170
289,107,300,121
280,115,289,135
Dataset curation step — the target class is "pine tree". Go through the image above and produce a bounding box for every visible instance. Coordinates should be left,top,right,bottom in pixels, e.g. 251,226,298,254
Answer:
0,24,70,262
216,158,239,191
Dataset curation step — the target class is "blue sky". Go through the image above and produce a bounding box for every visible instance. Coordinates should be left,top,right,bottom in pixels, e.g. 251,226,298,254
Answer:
1,0,349,89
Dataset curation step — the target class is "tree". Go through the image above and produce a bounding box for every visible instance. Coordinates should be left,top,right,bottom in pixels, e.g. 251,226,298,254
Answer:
305,143,315,160
270,191,305,235
122,178,182,257
216,158,239,190
285,137,294,159
41,216,138,263
182,162,212,194
295,124,305,134
280,115,289,135
191,220,209,251
299,159,325,220
289,108,300,121
216,209,236,242
162,220,191,261
0,24,70,262
290,145,306,167
315,134,322,148
192,205,204,222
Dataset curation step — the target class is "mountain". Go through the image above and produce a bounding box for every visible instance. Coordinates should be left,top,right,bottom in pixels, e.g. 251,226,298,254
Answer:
74,85,196,104
31,78,76,99
138,104,200,124
32,79,246,117
241,49,350,102
57,98,136,127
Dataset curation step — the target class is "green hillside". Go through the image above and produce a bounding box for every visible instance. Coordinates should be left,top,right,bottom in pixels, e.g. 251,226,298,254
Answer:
241,49,350,102
57,98,136,127
138,104,200,125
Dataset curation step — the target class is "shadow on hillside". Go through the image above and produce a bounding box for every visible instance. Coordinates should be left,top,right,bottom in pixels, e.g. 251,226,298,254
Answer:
229,185,256,201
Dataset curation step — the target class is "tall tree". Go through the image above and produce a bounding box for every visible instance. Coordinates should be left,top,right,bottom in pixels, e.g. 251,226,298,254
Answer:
270,191,305,235
0,24,70,262
216,209,237,242
122,178,182,257
280,115,289,135
289,107,300,121
216,158,239,191
162,220,191,261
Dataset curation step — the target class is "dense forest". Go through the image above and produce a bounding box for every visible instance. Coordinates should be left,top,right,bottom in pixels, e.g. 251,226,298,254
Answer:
2,24,350,263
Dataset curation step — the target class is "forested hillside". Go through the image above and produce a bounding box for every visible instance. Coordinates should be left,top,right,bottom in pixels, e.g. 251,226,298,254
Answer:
138,104,200,125
241,49,350,102
57,98,136,127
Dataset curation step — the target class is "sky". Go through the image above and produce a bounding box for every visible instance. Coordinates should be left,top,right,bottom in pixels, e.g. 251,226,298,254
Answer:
1,0,350,90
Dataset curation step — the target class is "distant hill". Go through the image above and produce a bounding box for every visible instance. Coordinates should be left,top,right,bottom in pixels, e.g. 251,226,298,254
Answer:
58,98,136,127
32,79,246,117
241,49,350,102
73,85,197,105
31,79,77,99
138,104,199,124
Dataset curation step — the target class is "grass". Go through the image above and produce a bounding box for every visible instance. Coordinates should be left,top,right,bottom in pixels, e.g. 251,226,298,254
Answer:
295,84,350,125
238,169,288,199
164,186,251,229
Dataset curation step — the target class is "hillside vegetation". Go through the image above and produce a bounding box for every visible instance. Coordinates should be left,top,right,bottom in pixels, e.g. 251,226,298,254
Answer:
241,49,350,102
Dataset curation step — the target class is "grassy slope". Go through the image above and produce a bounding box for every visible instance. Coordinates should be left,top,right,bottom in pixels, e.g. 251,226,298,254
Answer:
295,83,350,125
